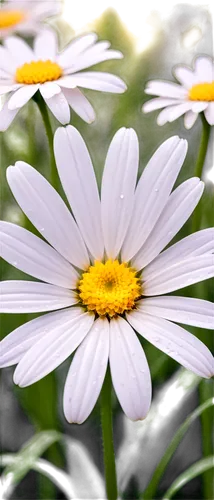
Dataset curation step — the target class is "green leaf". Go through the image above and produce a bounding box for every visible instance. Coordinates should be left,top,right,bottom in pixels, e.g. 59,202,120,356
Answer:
143,396,214,499
2,431,60,487
162,456,214,500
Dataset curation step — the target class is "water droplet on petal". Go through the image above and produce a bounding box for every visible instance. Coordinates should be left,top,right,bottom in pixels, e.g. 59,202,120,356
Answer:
120,194,124,199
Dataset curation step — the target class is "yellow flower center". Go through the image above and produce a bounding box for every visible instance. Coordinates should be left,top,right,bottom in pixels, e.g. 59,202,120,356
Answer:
0,10,25,29
78,259,141,317
15,60,63,85
188,82,214,101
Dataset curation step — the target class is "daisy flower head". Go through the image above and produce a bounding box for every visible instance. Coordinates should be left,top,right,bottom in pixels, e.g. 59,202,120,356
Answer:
0,0,61,38
0,29,126,131
0,127,214,424
143,55,214,129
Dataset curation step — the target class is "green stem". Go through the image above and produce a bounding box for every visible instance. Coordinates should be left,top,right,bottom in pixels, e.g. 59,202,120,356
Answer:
194,116,211,178
33,92,58,189
191,114,213,499
100,367,118,500
192,115,211,232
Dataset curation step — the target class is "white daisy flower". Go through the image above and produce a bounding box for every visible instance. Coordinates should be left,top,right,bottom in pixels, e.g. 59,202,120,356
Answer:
0,29,126,131
0,0,61,38
0,127,213,424
143,55,214,129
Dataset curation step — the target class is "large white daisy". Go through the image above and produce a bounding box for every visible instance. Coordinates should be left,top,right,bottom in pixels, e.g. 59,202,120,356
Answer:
0,127,213,424
0,29,126,131
0,0,61,38
143,55,214,129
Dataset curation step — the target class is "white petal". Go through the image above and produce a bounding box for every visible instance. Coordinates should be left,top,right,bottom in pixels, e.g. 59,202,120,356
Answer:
101,128,139,259
57,33,98,68
43,91,70,125
191,102,208,113
143,228,214,279
138,296,214,330
127,311,214,378
63,49,123,73
14,310,94,387
54,125,104,260
167,102,195,122
0,221,78,288
61,42,112,73
109,317,152,421
0,281,77,313
157,106,178,126
173,66,196,88
143,255,214,296
31,0,62,19
58,72,126,93
4,36,35,66
184,110,198,129
122,137,187,262
143,97,181,113
63,317,109,424
0,68,12,80
7,162,89,270
133,178,204,270
34,29,57,60
204,103,214,126
8,85,40,110
0,97,20,131
0,45,15,74
62,87,95,123
145,81,187,99
0,307,82,367
40,82,61,99
194,56,213,82
60,38,123,73
0,83,22,95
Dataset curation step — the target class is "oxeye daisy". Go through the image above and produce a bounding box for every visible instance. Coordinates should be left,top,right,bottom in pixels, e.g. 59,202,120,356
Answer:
0,127,213,424
143,55,214,128
0,0,61,38
0,29,126,131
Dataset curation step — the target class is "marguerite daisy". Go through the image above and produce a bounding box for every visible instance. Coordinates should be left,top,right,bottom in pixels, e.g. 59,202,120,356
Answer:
0,29,126,131
0,0,61,38
143,55,214,129
0,127,213,423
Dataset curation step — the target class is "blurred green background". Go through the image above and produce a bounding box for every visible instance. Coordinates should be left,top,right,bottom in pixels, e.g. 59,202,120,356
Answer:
0,2,213,499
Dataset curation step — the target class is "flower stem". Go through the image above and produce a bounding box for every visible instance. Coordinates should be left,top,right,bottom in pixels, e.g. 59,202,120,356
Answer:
192,116,211,233
33,92,58,189
100,366,118,500
194,116,211,178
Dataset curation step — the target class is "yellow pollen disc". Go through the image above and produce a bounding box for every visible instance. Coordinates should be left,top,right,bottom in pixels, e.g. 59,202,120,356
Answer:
78,260,141,317
15,60,63,85
188,82,214,101
0,10,25,29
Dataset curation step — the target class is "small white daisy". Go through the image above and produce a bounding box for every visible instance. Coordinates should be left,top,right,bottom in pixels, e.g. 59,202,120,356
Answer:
0,29,126,131
143,55,214,129
0,127,213,424
0,0,61,38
